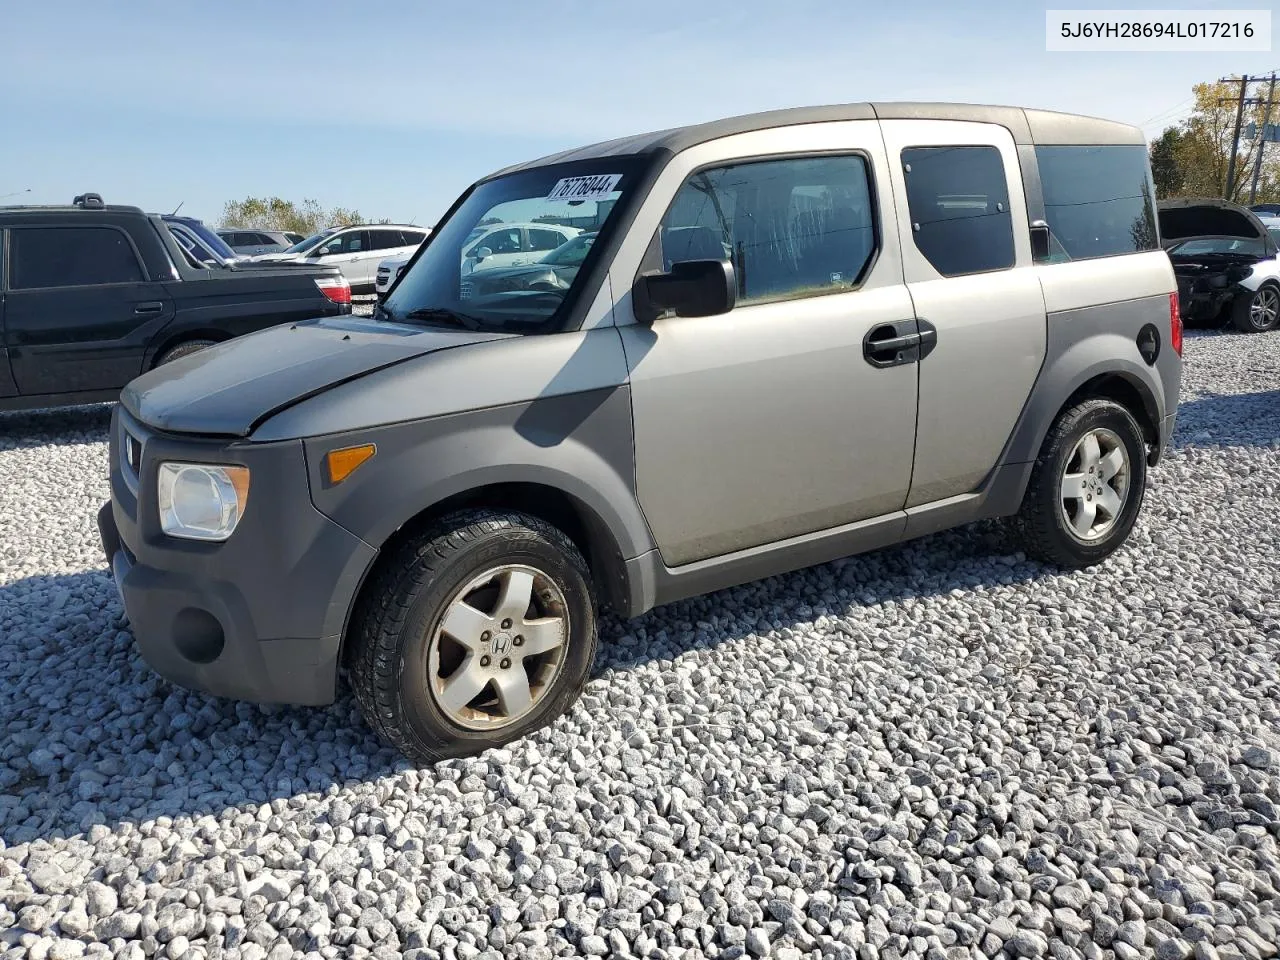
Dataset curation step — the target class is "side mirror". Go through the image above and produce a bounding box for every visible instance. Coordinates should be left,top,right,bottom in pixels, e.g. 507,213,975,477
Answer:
1030,219,1051,261
635,258,736,324
472,246,492,261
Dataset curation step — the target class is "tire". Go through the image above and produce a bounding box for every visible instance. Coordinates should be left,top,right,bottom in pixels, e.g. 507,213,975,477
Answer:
347,509,598,762
1231,283,1280,333
154,339,216,367
1013,398,1148,569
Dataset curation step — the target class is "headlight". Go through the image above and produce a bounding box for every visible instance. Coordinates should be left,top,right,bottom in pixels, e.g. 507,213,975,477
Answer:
157,463,251,541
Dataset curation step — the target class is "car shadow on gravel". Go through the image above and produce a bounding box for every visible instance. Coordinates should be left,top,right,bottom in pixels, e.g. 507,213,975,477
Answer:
0,404,113,450
1170,389,1280,449
0,517,1036,847
2,382,1276,845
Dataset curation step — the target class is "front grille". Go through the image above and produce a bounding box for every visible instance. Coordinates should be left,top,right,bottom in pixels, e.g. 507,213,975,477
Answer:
377,268,390,278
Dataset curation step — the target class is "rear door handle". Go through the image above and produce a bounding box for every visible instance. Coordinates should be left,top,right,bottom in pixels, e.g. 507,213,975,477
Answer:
134,301,165,315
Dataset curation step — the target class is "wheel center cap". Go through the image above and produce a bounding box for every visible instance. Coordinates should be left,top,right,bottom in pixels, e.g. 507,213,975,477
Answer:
490,632,513,656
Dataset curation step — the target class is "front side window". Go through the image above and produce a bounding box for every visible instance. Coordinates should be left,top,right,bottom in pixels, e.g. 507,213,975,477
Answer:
383,158,642,332
901,145,1014,277
1036,145,1158,261
318,230,366,255
659,154,878,305
471,228,522,255
11,227,146,289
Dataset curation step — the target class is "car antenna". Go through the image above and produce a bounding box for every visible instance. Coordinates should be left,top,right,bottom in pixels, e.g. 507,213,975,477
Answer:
171,201,184,216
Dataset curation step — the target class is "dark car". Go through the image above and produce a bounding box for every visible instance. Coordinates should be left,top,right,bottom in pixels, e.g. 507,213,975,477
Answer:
217,229,306,255
0,193,352,413
460,232,597,300
1158,198,1280,333
163,214,245,263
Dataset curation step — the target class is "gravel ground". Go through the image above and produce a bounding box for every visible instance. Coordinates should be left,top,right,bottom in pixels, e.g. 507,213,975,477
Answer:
1,330,1279,960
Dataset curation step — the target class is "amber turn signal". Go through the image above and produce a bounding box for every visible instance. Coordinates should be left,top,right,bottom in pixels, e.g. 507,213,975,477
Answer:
325,443,376,485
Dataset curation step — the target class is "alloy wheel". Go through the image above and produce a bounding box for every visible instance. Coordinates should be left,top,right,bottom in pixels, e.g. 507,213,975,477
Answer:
426,564,569,730
1060,427,1131,542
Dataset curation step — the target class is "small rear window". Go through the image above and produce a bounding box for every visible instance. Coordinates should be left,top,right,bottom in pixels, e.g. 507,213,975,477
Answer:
1036,145,1159,261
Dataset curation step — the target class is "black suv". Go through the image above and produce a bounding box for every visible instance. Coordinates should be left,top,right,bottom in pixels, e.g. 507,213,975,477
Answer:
0,194,352,413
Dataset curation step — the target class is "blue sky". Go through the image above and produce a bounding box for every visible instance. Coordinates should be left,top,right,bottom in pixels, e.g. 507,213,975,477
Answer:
4,0,1277,228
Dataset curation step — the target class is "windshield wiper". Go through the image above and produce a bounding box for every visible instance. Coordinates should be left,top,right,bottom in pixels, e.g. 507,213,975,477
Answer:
399,307,483,331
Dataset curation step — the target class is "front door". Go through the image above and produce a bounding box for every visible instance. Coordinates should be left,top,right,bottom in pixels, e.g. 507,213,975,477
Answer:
4,224,174,396
617,123,921,567
877,119,1048,507
316,229,373,290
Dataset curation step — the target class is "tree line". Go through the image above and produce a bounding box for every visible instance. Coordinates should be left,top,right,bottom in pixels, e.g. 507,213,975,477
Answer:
219,197,391,235
1150,79,1279,203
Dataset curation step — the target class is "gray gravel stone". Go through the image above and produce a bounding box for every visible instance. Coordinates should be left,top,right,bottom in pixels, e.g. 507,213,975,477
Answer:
2,333,1280,959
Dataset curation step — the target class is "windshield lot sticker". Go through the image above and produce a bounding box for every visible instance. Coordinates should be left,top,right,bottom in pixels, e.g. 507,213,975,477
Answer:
547,174,623,202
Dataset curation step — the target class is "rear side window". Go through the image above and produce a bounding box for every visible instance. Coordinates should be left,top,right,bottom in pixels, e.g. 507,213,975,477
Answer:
401,230,427,245
529,229,567,252
901,146,1014,277
660,154,878,305
1035,145,1159,260
370,229,407,250
11,227,145,289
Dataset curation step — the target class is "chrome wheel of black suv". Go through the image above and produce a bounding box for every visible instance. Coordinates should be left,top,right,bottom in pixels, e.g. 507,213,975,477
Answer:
347,510,598,762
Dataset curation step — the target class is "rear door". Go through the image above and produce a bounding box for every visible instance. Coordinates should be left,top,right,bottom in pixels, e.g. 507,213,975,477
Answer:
877,119,1048,508
3,223,175,396
0,230,20,399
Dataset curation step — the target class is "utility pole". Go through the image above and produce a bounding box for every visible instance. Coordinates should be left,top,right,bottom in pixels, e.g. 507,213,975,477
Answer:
1223,74,1250,200
1249,73,1278,204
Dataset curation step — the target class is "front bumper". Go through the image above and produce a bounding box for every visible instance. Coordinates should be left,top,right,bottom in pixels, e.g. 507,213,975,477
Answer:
101,407,377,706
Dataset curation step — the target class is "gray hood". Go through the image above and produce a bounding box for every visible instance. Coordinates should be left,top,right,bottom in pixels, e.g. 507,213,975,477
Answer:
121,316,509,437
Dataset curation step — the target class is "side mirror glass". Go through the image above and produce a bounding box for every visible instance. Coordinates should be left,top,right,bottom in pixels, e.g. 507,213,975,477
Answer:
1030,220,1051,261
636,258,736,324
473,246,492,261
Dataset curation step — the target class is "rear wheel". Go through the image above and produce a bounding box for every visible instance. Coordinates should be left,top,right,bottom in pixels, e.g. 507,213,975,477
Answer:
348,510,598,762
1013,398,1147,568
154,339,215,366
1232,284,1280,333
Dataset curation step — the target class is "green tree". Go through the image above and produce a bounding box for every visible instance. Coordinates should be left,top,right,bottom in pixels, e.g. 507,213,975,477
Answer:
1159,80,1280,202
219,197,389,233
1148,126,1184,199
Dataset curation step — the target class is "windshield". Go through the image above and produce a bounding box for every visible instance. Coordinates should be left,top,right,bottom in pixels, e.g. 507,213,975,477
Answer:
168,217,238,259
167,223,225,268
283,229,336,254
384,159,643,332
1170,236,1266,256
541,233,597,266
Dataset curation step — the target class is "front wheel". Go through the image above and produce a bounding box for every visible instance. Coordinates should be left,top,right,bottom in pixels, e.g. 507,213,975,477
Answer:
347,510,598,762
1013,398,1148,568
1232,284,1280,333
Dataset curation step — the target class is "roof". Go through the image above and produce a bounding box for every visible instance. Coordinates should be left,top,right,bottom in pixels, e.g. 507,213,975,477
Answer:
0,203,146,216
488,101,1145,178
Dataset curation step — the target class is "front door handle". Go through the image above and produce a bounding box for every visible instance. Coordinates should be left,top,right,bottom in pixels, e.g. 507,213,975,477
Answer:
134,301,165,315
863,321,922,368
